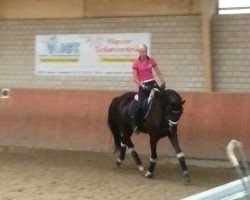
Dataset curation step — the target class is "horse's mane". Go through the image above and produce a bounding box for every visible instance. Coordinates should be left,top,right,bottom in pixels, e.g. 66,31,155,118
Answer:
162,89,182,102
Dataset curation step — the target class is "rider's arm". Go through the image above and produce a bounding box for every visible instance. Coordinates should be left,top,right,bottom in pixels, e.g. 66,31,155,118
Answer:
154,66,165,84
132,69,143,87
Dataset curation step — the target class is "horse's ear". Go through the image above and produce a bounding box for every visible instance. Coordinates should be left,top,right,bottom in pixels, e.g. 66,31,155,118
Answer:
182,100,185,105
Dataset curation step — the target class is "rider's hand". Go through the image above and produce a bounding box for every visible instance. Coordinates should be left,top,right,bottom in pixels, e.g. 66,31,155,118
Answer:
160,82,166,91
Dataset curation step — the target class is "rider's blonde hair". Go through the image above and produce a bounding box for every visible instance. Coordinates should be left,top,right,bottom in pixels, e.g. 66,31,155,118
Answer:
138,44,148,51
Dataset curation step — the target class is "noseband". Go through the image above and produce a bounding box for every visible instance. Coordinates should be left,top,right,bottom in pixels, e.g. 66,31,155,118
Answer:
164,109,182,132
160,90,183,133
168,119,179,127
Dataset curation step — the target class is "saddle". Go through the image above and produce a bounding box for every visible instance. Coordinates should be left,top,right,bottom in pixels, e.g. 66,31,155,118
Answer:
133,87,160,119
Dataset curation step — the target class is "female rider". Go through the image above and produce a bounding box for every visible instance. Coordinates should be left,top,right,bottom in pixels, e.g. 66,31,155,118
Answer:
130,44,166,134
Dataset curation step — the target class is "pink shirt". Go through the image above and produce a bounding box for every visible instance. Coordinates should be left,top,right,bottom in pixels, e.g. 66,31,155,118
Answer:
132,56,157,82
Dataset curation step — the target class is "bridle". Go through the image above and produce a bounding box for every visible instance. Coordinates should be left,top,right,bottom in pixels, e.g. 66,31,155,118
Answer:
168,119,179,127
150,87,183,132
164,107,182,133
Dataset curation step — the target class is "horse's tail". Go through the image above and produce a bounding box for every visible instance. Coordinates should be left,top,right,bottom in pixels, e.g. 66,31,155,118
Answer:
108,97,121,152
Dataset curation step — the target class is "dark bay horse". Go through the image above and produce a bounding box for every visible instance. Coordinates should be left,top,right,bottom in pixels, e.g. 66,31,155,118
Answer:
108,88,190,183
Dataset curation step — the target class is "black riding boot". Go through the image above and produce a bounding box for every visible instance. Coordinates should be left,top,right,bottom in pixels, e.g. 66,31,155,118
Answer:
129,100,140,134
131,116,139,134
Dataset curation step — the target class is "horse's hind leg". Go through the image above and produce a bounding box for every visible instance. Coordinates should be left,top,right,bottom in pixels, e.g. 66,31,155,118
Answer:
116,139,126,165
168,131,190,184
126,138,144,172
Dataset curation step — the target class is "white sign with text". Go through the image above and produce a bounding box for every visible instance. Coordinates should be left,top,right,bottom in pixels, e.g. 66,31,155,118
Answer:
35,33,151,76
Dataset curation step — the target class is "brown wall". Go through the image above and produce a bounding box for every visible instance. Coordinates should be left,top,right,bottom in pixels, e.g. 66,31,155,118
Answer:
85,0,201,17
0,0,201,19
0,89,249,160
201,0,218,92
0,0,84,19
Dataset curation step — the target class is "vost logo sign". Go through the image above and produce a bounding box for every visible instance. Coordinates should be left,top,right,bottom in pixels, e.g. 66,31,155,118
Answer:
46,36,81,55
36,35,82,64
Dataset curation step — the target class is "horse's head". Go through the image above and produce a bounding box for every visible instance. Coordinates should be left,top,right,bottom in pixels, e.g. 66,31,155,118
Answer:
160,89,185,130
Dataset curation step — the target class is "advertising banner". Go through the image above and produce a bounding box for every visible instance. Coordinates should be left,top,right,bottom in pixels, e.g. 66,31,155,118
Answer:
35,33,151,76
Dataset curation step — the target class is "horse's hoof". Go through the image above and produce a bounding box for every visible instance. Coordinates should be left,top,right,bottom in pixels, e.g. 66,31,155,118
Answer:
145,171,153,178
138,165,144,172
182,173,190,185
116,158,122,166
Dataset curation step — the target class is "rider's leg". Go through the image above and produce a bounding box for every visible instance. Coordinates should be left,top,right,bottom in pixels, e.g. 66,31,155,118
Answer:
128,85,151,134
129,100,140,134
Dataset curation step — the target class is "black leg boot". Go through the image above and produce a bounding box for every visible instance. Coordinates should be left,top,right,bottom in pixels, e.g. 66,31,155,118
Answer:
128,100,140,134
131,116,139,134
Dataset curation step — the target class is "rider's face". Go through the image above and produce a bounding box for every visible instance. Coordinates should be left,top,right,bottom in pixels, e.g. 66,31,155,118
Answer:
139,48,147,59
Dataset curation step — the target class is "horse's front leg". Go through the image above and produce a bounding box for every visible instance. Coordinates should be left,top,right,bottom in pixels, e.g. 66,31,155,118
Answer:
168,129,190,184
145,136,159,178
